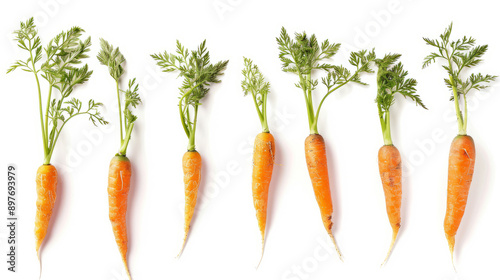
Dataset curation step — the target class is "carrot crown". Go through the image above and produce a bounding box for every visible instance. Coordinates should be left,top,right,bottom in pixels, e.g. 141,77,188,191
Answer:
277,27,375,134
152,40,229,151
374,54,426,145
241,57,271,133
423,22,497,135
97,39,142,156
7,18,108,164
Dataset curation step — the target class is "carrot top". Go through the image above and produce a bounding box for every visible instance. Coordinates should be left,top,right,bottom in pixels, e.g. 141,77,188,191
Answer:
423,23,496,135
374,54,426,145
97,39,142,156
8,18,107,164
152,40,229,151
241,58,271,133
277,27,375,134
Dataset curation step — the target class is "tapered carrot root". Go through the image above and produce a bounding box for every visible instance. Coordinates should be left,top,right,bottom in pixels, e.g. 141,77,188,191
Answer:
178,150,202,257
35,164,58,259
108,155,132,279
305,134,342,260
252,132,275,265
378,145,402,266
444,135,475,266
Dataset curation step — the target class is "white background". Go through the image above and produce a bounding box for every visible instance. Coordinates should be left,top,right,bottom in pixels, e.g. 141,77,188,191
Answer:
1,0,499,279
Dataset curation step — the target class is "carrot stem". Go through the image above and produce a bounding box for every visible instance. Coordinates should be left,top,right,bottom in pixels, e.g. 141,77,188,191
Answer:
116,80,124,143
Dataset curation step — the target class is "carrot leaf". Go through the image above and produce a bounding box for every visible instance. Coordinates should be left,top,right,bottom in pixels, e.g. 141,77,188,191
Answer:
423,22,497,135
241,57,270,133
277,27,375,134
152,40,228,151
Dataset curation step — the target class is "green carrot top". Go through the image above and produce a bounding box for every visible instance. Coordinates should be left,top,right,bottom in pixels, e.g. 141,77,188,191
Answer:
8,18,107,165
374,54,426,145
97,39,142,156
241,57,271,133
151,40,229,151
277,27,375,135
423,23,496,135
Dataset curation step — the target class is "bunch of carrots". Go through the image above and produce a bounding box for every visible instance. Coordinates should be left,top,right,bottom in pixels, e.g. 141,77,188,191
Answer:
7,16,499,276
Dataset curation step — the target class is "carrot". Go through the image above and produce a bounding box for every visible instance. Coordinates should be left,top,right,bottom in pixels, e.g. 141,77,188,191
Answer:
242,57,275,265
305,134,341,256
98,39,142,279
8,18,107,275
378,145,402,265
444,135,475,263
181,151,202,250
423,23,496,266
374,54,426,265
108,156,132,279
152,41,228,256
35,164,58,258
277,27,375,260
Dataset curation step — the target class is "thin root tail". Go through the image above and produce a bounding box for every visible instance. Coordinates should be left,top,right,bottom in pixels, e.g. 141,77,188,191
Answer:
177,231,188,258
329,233,343,262
447,235,456,272
256,235,265,269
381,228,399,267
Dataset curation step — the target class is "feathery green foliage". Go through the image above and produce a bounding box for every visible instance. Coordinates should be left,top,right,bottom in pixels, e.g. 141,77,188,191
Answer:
241,57,271,133
152,40,228,151
423,23,496,135
277,27,375,134
8,18,107,164
375,54,426,145
97,39,141,156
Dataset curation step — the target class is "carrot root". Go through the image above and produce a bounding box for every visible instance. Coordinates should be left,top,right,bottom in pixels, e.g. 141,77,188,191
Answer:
35,164,57,277
252,132,275,267
108,155,132,279
444,135,475,268
178,150,202,258
305,134,342,261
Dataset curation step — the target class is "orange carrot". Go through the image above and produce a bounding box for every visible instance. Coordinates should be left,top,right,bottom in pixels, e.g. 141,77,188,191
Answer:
252,132,275,259
8,20,106,276
152,41,228,256
305,134,341,258
278,28,375,260
35,164,58,258
98,39,142,279
373,53,425,265
180,151,202,252
108,156,132,279
423,23,495,266
444,135,475,263
378,145,402,265
242,57,275,265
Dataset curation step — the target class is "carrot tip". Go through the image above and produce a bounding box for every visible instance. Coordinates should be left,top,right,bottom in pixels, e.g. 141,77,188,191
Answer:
381,228,399,267
38,250,42,280
447,235,456,272
177,232,188,259
256,236,265,269
329,233,343,262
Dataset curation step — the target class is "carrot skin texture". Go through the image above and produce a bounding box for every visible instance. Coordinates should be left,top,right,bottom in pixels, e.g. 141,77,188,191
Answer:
305,134,341,257
444,135,475,255
108,155,132,277
35,164,58,257
252,132,275,247
181,150,202,251
378,145,402,264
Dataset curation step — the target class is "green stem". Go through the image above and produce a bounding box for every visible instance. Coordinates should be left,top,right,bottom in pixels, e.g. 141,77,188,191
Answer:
119,123,134,156
187,105,198,151
449,75,466,135
382,111,393,145
179,84,202,138
46,111,88,163
261,93,269,133
44,86,53,142
463,93,468,134
29,44,48,161
116,80,124,143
